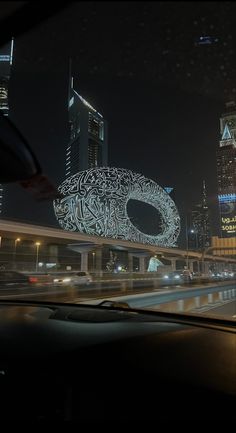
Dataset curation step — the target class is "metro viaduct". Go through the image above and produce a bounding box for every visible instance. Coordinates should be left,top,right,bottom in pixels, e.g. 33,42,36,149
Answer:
0,219,236,274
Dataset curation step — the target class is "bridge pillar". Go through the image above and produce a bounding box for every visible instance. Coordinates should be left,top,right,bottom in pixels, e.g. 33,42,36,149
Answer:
170,258,177,271
202,262,206,274
128,253,133,273
66,243,97,273
203,261,210,274
81,252,88,272
191,260,200,274
132,252,150,272
196,260,200,274
48,245,58,264
188,260,194,273
95,247,103,277
139,256,146,273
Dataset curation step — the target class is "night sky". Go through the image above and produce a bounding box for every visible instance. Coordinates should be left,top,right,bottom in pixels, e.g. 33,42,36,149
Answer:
3,1,236,246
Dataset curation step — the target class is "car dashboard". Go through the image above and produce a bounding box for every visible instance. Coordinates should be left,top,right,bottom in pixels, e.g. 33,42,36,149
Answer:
0,301,235,420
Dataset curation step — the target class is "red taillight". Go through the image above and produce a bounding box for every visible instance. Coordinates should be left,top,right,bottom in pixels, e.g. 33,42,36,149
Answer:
29,277,38,283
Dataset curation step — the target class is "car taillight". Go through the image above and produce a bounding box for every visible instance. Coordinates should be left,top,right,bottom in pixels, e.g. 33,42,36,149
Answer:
29,277,38,283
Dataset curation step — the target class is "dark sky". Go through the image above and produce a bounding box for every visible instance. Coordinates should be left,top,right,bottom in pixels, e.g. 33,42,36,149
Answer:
3,1,236,246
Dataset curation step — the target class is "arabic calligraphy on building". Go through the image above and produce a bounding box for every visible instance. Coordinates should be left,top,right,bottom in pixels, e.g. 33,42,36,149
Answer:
221,216,236,224
53,167,180,247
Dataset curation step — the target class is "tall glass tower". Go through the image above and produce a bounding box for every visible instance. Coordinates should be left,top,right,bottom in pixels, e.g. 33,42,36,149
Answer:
217,101,236,237
65,75,108,178
0,38,14,215
190,180,211,250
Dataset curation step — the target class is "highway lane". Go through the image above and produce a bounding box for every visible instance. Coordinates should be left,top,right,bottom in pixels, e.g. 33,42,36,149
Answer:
77,282,236,308
194,299,236,318
0,281,235,315
0,280,165,302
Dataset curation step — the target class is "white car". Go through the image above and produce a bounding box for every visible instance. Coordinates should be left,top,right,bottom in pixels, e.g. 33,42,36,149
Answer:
53,271,92,286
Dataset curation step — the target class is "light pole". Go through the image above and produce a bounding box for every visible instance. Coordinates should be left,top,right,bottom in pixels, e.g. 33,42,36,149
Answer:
35,242,41,272
92,252,95,273
13,238,21,269
190,229,198,250
185,215,189,268
190,230,200,273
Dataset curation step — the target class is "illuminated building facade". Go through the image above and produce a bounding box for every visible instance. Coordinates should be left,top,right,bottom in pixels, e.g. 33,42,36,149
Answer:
190,180,210,250
217,101,236,237
65,76,108,178
0,38,14,215
54,167,180,247
211,236,236,257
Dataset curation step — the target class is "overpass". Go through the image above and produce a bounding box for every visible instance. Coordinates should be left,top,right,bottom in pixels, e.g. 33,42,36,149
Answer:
0,219,236,273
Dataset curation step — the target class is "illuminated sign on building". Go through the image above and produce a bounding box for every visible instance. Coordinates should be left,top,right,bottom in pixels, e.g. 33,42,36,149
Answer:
221,223,236,234
219,194,236,235
219,194,236,202
217,106,236,238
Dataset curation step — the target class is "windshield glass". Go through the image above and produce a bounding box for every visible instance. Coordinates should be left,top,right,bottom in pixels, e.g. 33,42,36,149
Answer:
0,1,235,321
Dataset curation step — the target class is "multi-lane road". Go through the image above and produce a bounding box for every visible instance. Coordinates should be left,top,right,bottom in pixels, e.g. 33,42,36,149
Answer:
0,278,235,319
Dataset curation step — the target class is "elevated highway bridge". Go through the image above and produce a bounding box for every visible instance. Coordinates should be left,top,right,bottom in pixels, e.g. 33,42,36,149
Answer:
0,219,235,274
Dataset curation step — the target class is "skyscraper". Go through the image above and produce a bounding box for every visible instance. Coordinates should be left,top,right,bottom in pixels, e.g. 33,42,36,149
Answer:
65,75,108,178
217,101,236,237
190,181,210,250
0,38,14,215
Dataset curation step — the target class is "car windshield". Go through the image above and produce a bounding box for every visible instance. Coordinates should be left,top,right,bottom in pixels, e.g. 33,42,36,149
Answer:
0,1,235,321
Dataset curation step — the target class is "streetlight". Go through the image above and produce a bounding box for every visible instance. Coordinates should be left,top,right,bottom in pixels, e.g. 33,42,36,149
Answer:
185,215,189,268
13,238,21,269
35,242,41,272
190,229,198,250
92,252,95,272
190,230,200,273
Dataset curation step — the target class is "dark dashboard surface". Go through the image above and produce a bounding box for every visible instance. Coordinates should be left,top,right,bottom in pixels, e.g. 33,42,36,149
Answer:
0,302,235,420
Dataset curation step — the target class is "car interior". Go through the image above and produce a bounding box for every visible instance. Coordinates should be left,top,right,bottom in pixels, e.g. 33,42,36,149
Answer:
0,300,235,420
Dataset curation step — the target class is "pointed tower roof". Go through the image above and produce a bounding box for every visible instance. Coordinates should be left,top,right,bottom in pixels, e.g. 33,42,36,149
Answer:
222,123,232,140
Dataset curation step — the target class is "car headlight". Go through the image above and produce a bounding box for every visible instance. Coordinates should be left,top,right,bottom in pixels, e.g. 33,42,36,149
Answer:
163,275,169,279
62,278,71,283
174,275,180,279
